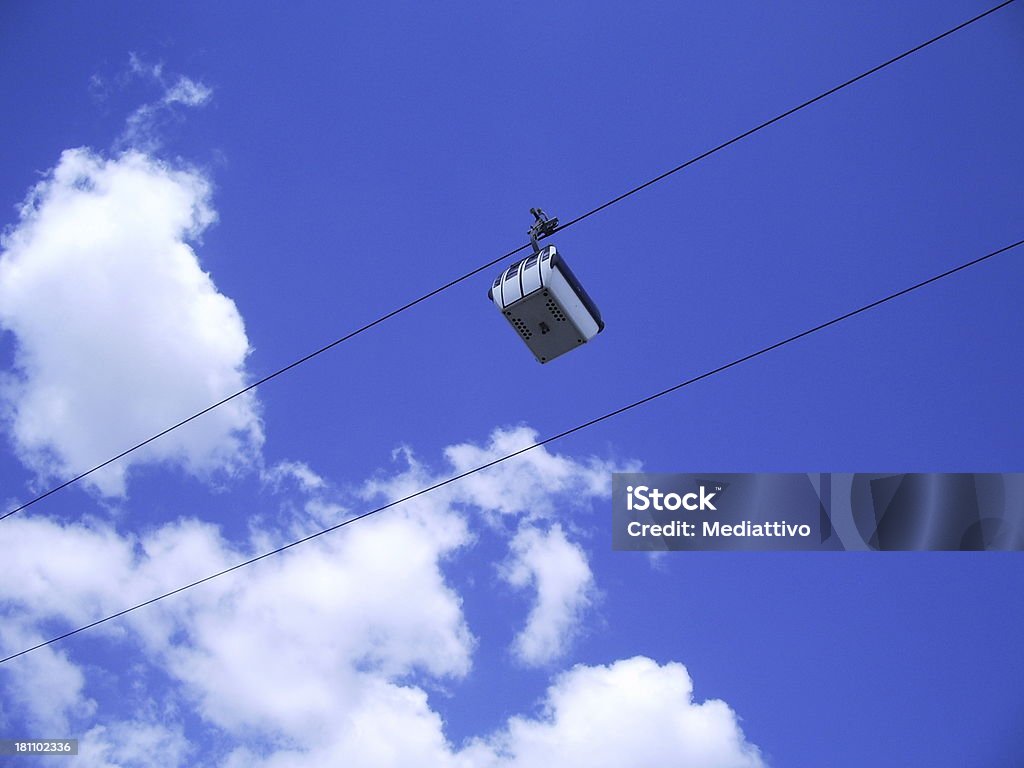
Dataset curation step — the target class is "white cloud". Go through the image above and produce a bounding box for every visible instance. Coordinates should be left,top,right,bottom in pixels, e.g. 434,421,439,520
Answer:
0,431,761,768
364,426,628,665
501,524,594,666
442,426,640,522
216,656,765,768
470,657,764,768
263,459,326,493
0,504,474,745
219,680,464,768
118,55,212,149
0,148,262,496
361,427,624,524
0,516,124,617
162,77,213,108
160,505,474,738
0,624,94,736
78,720,190,768
211,657,764,768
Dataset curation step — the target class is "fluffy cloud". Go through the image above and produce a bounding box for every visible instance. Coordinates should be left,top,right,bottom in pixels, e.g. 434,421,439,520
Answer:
0,431,761,767
0,148,262,496
0,624,94,736
161,506,474,738
78,721,190,768
0,498,474,749
470,657,764,768
364,426,625,663
442,426,631,521
501,524,594,666
214,656,765,768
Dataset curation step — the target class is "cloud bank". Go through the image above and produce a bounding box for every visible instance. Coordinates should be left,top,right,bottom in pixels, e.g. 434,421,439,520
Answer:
0,430,763,767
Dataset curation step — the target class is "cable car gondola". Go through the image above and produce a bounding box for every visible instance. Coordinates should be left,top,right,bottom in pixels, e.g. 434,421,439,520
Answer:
488,209,604,363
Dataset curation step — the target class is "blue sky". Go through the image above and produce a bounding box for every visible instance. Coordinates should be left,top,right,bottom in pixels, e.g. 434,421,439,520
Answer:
1,1,1022,766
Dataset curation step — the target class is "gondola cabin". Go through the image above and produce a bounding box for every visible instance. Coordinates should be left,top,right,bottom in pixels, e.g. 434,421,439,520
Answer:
488,244,604,363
